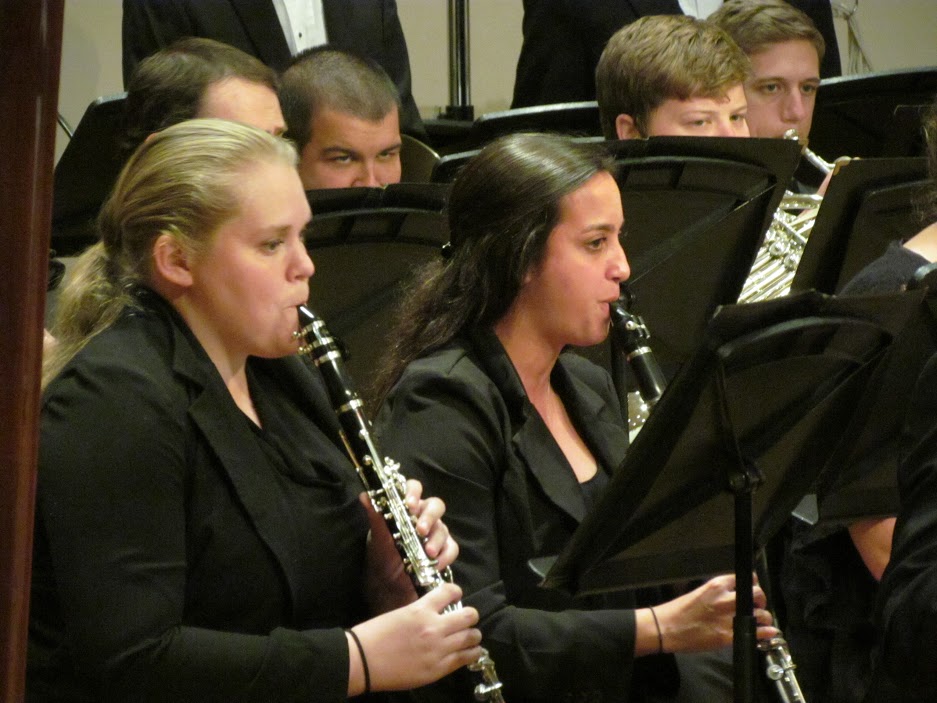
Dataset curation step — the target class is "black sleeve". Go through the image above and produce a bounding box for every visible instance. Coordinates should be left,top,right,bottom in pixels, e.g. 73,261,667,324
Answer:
873,353,937,696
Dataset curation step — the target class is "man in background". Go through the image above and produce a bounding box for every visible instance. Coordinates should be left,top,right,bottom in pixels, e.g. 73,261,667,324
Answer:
512,0,839,109
595,14,751,140
278,47,403,190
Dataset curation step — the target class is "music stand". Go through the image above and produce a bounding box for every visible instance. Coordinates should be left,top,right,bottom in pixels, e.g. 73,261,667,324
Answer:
596,137,800,375
304,182,450,389
468,101,602,146
808,66,937,162
52,92,127,255
791,156,929,296
542,289,922,702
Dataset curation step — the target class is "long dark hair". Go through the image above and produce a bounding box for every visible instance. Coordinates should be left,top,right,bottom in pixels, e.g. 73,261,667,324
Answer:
371,132,613,406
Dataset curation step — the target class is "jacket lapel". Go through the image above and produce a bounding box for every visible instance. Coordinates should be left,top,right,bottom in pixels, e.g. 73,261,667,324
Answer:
553,357,629,477
228,0,293,69
170,320,304,609
472,332,589,523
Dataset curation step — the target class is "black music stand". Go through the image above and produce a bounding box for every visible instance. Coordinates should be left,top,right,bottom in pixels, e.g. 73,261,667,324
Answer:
542,289,921,703
597,137,800,375
52,92,128,255
303,182,450,389
468,101,602,146
791,156,929,296
808,66,937,162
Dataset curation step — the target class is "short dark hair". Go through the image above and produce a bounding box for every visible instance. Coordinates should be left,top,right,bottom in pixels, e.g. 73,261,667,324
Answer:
123,37,278,153
596,15,750,138
371,133,614,405
278,46,400,151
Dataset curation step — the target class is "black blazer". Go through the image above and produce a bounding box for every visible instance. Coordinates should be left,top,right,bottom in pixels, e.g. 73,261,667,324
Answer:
121,0,425,137
511,0,842,108
377,331,646,702
28,291,374,702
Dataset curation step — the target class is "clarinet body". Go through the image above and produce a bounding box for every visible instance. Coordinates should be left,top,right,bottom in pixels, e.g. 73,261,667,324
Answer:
608,301,808,703
758,637,806,703
295,305,505,703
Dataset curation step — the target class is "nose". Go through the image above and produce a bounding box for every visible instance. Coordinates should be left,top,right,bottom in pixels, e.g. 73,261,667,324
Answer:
714,117,740,138
292,237,315,279
782,92,808,123
354,162,382,188
610,238,631,283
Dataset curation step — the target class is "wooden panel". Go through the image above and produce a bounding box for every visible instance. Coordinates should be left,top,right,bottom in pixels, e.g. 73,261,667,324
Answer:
0,1,65,700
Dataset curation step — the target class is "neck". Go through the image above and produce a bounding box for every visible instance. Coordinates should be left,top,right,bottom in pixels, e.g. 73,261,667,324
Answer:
493,310,561,405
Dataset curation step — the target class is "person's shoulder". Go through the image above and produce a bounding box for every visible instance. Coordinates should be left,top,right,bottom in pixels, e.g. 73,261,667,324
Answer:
840,240,928,296
46,305,186,409
400,340,485,383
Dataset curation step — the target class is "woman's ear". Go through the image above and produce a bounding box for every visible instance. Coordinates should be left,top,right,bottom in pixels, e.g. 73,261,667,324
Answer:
152,232,194,288
615,113,642,140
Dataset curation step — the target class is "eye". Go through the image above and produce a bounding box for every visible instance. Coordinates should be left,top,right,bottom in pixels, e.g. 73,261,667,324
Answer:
801,83,819,95
378,148,401,161
759,83,780,95
261,238,284,253
328,153,354,164
586,236,607,251
730,113,747,123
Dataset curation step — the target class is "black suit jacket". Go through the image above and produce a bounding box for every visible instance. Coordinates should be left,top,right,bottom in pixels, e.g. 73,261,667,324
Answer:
121,0,425,137
512,0,842,108
377,331,651,702
28,290,373,702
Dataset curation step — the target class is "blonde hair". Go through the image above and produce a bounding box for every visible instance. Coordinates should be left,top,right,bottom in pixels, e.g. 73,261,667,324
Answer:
44,118,298,387
596,14,751,138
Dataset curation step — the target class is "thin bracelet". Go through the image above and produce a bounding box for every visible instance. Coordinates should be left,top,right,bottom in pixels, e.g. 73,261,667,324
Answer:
346,628,371,695
649,607,664,654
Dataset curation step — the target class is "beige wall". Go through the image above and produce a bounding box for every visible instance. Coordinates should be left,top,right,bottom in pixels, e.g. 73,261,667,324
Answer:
57,0,937,160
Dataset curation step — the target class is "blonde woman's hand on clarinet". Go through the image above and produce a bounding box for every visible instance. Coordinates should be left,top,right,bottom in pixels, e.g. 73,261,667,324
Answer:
347,583,483,694
404,478,459,570
635,573,779,655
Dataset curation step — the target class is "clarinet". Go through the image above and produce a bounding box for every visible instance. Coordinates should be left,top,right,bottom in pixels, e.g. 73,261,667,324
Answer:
608,300,807,703
294,305,506,703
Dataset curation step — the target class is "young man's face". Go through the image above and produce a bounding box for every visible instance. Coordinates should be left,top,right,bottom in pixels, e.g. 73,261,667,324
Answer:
616,84,750,138
297,107,402,190
743,39,821,140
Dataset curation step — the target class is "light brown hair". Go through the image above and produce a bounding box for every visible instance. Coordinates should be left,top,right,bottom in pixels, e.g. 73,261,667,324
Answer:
596,14,751,139
709,0,825,63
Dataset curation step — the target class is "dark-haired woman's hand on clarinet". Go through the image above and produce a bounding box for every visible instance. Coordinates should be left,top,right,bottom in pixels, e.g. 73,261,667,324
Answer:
634,573,779,656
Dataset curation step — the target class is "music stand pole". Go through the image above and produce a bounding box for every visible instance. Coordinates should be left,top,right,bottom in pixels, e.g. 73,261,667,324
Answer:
729,460,763,703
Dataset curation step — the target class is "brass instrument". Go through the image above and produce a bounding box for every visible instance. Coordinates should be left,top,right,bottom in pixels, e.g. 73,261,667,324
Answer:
295,305,506,703
609,303,808,702
738,130,839,304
